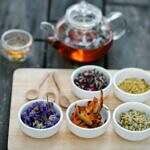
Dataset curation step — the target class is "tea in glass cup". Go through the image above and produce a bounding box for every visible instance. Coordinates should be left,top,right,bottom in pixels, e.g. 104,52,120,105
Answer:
1,29,33,61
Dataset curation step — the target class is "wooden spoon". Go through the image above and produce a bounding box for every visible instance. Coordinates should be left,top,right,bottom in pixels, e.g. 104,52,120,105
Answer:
25,73,50,100
52,72,70,109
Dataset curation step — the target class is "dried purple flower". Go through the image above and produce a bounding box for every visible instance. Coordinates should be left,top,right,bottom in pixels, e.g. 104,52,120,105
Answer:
21,101,60,129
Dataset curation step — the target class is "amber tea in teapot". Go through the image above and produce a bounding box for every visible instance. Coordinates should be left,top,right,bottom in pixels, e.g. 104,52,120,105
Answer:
50,29,113,62
41,1,126,63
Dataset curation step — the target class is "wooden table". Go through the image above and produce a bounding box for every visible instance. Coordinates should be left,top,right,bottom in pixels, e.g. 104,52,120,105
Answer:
0,0,150,149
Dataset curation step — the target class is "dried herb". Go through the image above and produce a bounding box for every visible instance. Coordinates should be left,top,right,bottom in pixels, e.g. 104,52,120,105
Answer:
74,69,109,91
21,101,60,129
119,110,150,131
118,78,150,94
71,90,104,128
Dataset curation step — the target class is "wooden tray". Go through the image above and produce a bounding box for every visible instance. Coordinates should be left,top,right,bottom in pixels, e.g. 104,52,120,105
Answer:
8,69,150,150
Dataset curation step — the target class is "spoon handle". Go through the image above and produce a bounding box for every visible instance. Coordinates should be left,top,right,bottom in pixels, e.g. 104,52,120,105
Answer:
52,72,61,92
59,95,70,109
38,73,50,89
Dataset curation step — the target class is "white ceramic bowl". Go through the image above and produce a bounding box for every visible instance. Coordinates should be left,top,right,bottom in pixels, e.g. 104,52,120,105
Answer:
18,99,63,138
71,65,112,99
113,102,150,141
113,68,150,102
66,99,111,138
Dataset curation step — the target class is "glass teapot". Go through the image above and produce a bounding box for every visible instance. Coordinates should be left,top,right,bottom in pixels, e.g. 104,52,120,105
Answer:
41,1,126,62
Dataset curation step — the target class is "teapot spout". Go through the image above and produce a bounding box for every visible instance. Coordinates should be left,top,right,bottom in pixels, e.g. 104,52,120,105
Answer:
40,21,57,42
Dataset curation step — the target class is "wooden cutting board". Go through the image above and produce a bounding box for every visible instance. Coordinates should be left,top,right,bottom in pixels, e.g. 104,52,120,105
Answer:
8,69,150,150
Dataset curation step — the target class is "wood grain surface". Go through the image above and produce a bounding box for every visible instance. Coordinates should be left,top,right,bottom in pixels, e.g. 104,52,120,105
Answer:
106,2,150,69
8,69,150,150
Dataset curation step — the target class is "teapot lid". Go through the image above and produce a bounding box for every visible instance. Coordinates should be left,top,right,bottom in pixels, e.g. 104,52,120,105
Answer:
65,1,102,30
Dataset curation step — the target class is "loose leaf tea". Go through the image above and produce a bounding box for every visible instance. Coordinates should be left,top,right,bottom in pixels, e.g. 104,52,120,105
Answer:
118,78,150,94
119,110,150,131
74,69,109,91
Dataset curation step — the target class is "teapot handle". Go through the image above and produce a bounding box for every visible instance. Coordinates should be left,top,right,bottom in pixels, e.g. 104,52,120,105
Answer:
40,21,56,41
106,12,127,40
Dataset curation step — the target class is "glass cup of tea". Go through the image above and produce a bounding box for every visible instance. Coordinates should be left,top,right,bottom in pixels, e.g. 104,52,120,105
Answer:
0,29,33,61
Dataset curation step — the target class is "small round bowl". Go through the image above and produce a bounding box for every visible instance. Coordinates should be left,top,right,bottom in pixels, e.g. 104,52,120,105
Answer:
113,68,150,102
113,102,150,141
66,99,111,138
18,99,63,138
71,65,112,99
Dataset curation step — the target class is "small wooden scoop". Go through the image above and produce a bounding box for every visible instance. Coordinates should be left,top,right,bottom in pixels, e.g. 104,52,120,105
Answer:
52,72,70,109
25,73,50,100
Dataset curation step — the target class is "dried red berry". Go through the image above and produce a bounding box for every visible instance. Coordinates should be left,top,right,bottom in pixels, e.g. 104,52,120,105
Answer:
74,69,109,91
